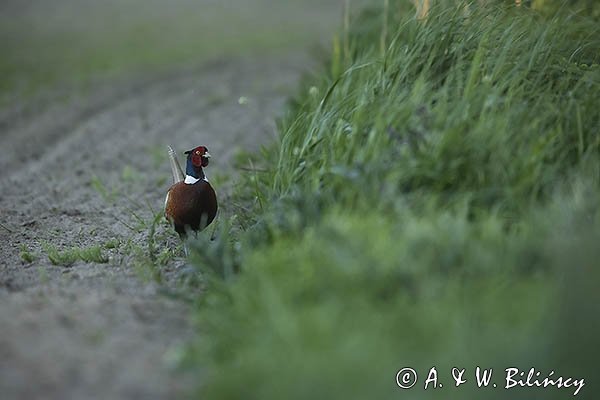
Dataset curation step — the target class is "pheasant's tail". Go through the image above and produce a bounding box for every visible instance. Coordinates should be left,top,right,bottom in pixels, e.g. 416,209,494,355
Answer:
167,145,185,184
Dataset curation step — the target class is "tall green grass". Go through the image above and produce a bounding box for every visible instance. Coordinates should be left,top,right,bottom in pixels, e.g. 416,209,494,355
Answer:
188,2,600,399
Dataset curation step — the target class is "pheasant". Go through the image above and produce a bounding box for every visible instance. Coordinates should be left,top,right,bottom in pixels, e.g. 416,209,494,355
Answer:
165,145,218,241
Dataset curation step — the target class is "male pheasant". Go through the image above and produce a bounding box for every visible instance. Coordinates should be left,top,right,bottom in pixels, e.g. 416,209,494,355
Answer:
164,145,218,239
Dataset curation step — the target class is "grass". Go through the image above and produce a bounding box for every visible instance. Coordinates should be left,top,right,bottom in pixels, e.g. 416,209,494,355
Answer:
89,175,118,203
19,244,36,263
84,153,186,283
185,1,600,399
132,212,179,283
43,243,109,266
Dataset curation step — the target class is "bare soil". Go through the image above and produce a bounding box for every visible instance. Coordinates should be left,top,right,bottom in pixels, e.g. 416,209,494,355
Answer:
0,54,314,399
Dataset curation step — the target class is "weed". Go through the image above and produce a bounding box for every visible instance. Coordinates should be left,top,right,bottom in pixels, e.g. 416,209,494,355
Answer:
126,211,181,284
104,239,121,249
89,175,117,202
121,165,136,183
19,244,36,263
79,246,109,263
43,243,108,266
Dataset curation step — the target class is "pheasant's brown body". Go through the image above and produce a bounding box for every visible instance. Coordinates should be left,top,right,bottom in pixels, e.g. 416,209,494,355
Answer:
165,145,217,239
165,179,217,237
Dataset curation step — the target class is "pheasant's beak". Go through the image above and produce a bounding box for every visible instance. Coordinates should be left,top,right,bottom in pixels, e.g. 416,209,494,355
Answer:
203,152,211,159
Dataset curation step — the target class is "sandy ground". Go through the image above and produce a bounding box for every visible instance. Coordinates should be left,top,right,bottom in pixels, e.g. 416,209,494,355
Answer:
0,54,318,399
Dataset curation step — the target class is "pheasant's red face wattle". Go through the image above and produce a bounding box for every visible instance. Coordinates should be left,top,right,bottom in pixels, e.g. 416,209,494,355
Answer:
189,146,210,167
191,151,203,167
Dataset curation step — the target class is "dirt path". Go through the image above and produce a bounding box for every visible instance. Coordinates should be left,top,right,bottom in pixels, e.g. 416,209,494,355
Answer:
0,54,313,399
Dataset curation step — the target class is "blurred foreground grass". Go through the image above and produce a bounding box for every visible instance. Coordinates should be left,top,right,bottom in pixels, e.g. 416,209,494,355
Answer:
186,1,600,399
0,0,344,100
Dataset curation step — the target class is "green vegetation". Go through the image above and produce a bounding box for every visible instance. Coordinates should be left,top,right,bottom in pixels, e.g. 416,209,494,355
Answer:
19,244,36,263
86,161,183,283
104,239,121,250
187,1,600,399
90,175,118,202
533,0,600,18
128,212,180,284
43,243,109,266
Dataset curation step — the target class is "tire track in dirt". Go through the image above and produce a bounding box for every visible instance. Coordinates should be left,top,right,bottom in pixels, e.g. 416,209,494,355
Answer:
0,54,313,400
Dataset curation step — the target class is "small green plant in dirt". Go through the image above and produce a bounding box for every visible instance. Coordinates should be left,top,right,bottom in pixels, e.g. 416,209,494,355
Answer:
19,244,36,263
104,238,121,250
126,212,181,284
89,175,118,202
93,175,182,283
121,165,137,183
43,243,108,267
